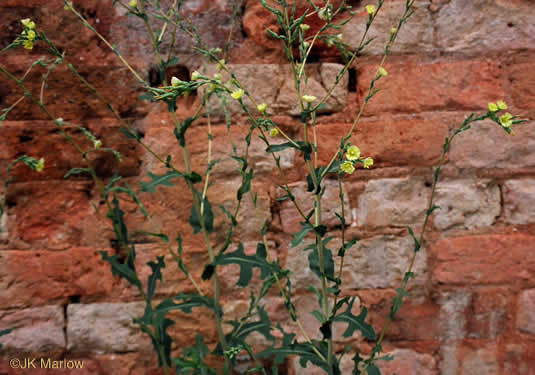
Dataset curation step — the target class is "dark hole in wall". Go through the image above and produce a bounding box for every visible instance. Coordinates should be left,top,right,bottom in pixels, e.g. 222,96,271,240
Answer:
348,67,357,92
69,295,81,304
148,66,162,86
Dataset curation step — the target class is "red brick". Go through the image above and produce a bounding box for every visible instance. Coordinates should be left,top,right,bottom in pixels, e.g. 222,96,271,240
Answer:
431,234,535,286
307,115,449,168
0,247,116,308
504,337,535,375
0,120,141,182
466,287,510,339
1,55,144,121
357,59,504,115
509,63,535,110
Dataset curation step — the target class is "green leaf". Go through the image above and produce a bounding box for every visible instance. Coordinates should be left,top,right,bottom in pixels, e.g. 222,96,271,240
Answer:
64,167,92,178
291,222,313,248
189,196,214,234
333,298,376,340
266,142,295,153
426,204,441,216
407,226,421,252
154,293,222,317
141,170,184,193
100,250,141,289
338,238,358,257
367,364,382,375
120,127,141,141
147,256,165,302
174,116,197,147
307,242,335,280
213,243,280,287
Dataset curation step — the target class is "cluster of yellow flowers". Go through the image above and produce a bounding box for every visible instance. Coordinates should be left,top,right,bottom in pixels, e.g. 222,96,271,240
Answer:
340,145,373,174
20,18,37,50
488,100,519,134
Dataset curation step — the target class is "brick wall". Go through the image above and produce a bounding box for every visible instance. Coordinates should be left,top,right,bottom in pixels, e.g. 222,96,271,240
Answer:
1,0,535,374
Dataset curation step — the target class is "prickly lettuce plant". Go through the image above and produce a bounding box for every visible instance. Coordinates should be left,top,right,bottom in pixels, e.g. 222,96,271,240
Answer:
0,0,526,374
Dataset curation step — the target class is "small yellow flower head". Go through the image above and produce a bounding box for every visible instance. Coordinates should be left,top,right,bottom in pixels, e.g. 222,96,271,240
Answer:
171,76,181,87
377,67,388,77
488,102,498,112
27,30,36,41
191,71,201,81
499,112,513,128
257,103,267,113
326,39,334,47
300,24,310,32
21,19,36,29
391,27,398,36
336,33,343,41
302,94,317,104
64,1,73,10
365,5,376,15
23,40,34,50
340,161,355,174
94,139,103,149
213,73,222,81
129,0,137,8
318,7,331,21
303,41,310,49
269,128,279,137
231,88,244,100
497,100,508,110
346,145,361,161
363,157,374,168
36,157,45,173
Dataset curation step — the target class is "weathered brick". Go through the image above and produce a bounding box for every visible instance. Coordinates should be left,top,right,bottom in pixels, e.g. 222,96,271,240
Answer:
0,305,65,354
504,179,535,225
0,248,115,308
342,1,433,56
0,120,141,182
517,289,535,335
438,290,471,341
203,63,348,117
357,59,503,115
356,177,430,229
309,116,449,169
67,302,152,352
457,342,499,375
432,234,535,286
343,235,428,290
466,287,509,340
436,0,535,53
1,56,144,121
377,349,437,375
504,340,535,375
278,180,350,233
433,179,500,231
509,63,535,110
448,118,535,170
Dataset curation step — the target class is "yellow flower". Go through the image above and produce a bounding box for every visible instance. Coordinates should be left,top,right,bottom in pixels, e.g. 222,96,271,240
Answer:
488,102,498,112
27,30,36,41
346,145,361,161
377,67,388,77
217,59,226,71
391,27,398,36
497,100,508,110
499,112,513,128
363,157,374,168
171,76,181,87
257,103,267,113
318,7,331,21
303,41,310,49
191,71,201,81
269,128,279,137
340,161,355,174
36,157,45,172
302,94,317,103
300,24,310,32
336,33,343,41
23,40,34,50
64,1,72,10
21,19,36,29
365,5,376,15
94,139,102,149
129,0,137,8
231,88,244,100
